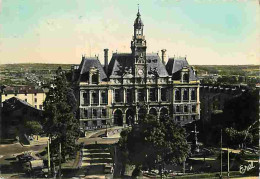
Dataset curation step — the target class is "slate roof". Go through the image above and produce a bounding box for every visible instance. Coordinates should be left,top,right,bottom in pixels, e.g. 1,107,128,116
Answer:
108,53,133,78
3,97,41,112
166,57,197,81
107,53,169,78
78,57,107,82
146,53,169,77
3,86,44,94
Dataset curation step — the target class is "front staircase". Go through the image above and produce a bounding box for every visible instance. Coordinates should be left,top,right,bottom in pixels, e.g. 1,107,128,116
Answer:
81,144,114,176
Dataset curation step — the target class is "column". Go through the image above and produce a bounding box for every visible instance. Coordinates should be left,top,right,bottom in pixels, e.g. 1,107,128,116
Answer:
89,90,92,106
181,88,184,103
111,89,114,104
123,88,126,103
173,88,176,103
197,86,200,118
157,88,161,102
80,90,83,107
189,88,192,102
146,88,149,102
135,89,138,103
123,113,126,126
98,90,101,106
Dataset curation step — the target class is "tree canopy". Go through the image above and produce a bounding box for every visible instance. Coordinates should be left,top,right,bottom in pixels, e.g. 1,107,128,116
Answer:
43,67,80,161
118,114,190,175
24,120,43,136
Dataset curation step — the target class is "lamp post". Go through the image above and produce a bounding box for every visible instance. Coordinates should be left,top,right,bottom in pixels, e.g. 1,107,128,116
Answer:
105,122,108,137
220,129,223,178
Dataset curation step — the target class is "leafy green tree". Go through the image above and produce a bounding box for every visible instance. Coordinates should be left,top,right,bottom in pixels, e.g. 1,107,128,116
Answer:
224,127,253,147
223,89,258,131
118,114,190,177
24,120,43,136
43,67,80,161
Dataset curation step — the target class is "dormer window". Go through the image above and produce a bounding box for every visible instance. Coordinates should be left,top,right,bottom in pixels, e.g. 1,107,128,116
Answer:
89,67,99,84
92,73,98,84
183,73,189,82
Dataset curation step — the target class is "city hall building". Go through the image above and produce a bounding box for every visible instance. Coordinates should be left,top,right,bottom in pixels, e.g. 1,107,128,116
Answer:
71,10,200,131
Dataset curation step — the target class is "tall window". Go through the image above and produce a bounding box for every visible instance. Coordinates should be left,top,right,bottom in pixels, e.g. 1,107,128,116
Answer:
101,91,108,104
83,92,89,105
92,109,97,118
92,74,98,84
183,73,189,82
175,89,181,101
176,105,180,113
115,89,123,103
84,109,88,117
149,88,156,102
91,91,99,105
191,89,196,101
192,105,196,113
184,105,188,113
34,98,37,103
161,88,167,102
138,89,145,102
102,109,107,117
126,89,133,103
183,89,188,101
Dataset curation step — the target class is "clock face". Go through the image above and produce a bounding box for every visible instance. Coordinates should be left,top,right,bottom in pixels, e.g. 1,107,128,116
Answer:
138,69,144,76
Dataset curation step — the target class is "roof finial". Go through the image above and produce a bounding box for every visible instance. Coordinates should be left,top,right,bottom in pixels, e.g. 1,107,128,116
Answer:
137,4,140,16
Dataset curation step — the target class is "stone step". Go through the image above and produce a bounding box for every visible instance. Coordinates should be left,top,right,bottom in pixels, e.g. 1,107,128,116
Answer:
82,162,113,167
82,157,112,160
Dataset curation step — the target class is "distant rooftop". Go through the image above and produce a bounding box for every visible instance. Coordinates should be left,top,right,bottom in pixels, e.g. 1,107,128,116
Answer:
3,86,47,94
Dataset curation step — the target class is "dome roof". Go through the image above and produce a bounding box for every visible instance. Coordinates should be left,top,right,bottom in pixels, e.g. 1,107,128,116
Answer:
134,10,143,27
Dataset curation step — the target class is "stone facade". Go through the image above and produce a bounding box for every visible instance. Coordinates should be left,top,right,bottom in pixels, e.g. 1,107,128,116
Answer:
2,86,47,110
71,10,200,132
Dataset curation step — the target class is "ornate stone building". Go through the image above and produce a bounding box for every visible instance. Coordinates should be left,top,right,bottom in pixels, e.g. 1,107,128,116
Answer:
71,10,200,132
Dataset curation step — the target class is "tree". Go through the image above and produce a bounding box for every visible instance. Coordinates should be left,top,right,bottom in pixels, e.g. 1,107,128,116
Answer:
118,114,190,177
223,89,258,131
224,127,253,147
24,120,43,136
43,67,80,161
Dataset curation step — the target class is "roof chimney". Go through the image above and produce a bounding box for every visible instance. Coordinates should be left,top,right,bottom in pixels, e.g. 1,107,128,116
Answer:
104,49,109,74
161,49,166,65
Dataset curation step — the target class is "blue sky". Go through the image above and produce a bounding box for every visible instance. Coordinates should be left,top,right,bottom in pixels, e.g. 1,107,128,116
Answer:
0,0,259,65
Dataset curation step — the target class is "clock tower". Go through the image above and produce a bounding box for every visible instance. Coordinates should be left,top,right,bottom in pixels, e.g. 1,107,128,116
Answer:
131,8,147,78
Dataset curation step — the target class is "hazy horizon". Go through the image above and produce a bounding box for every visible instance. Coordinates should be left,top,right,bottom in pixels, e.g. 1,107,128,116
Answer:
0,0,259,65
